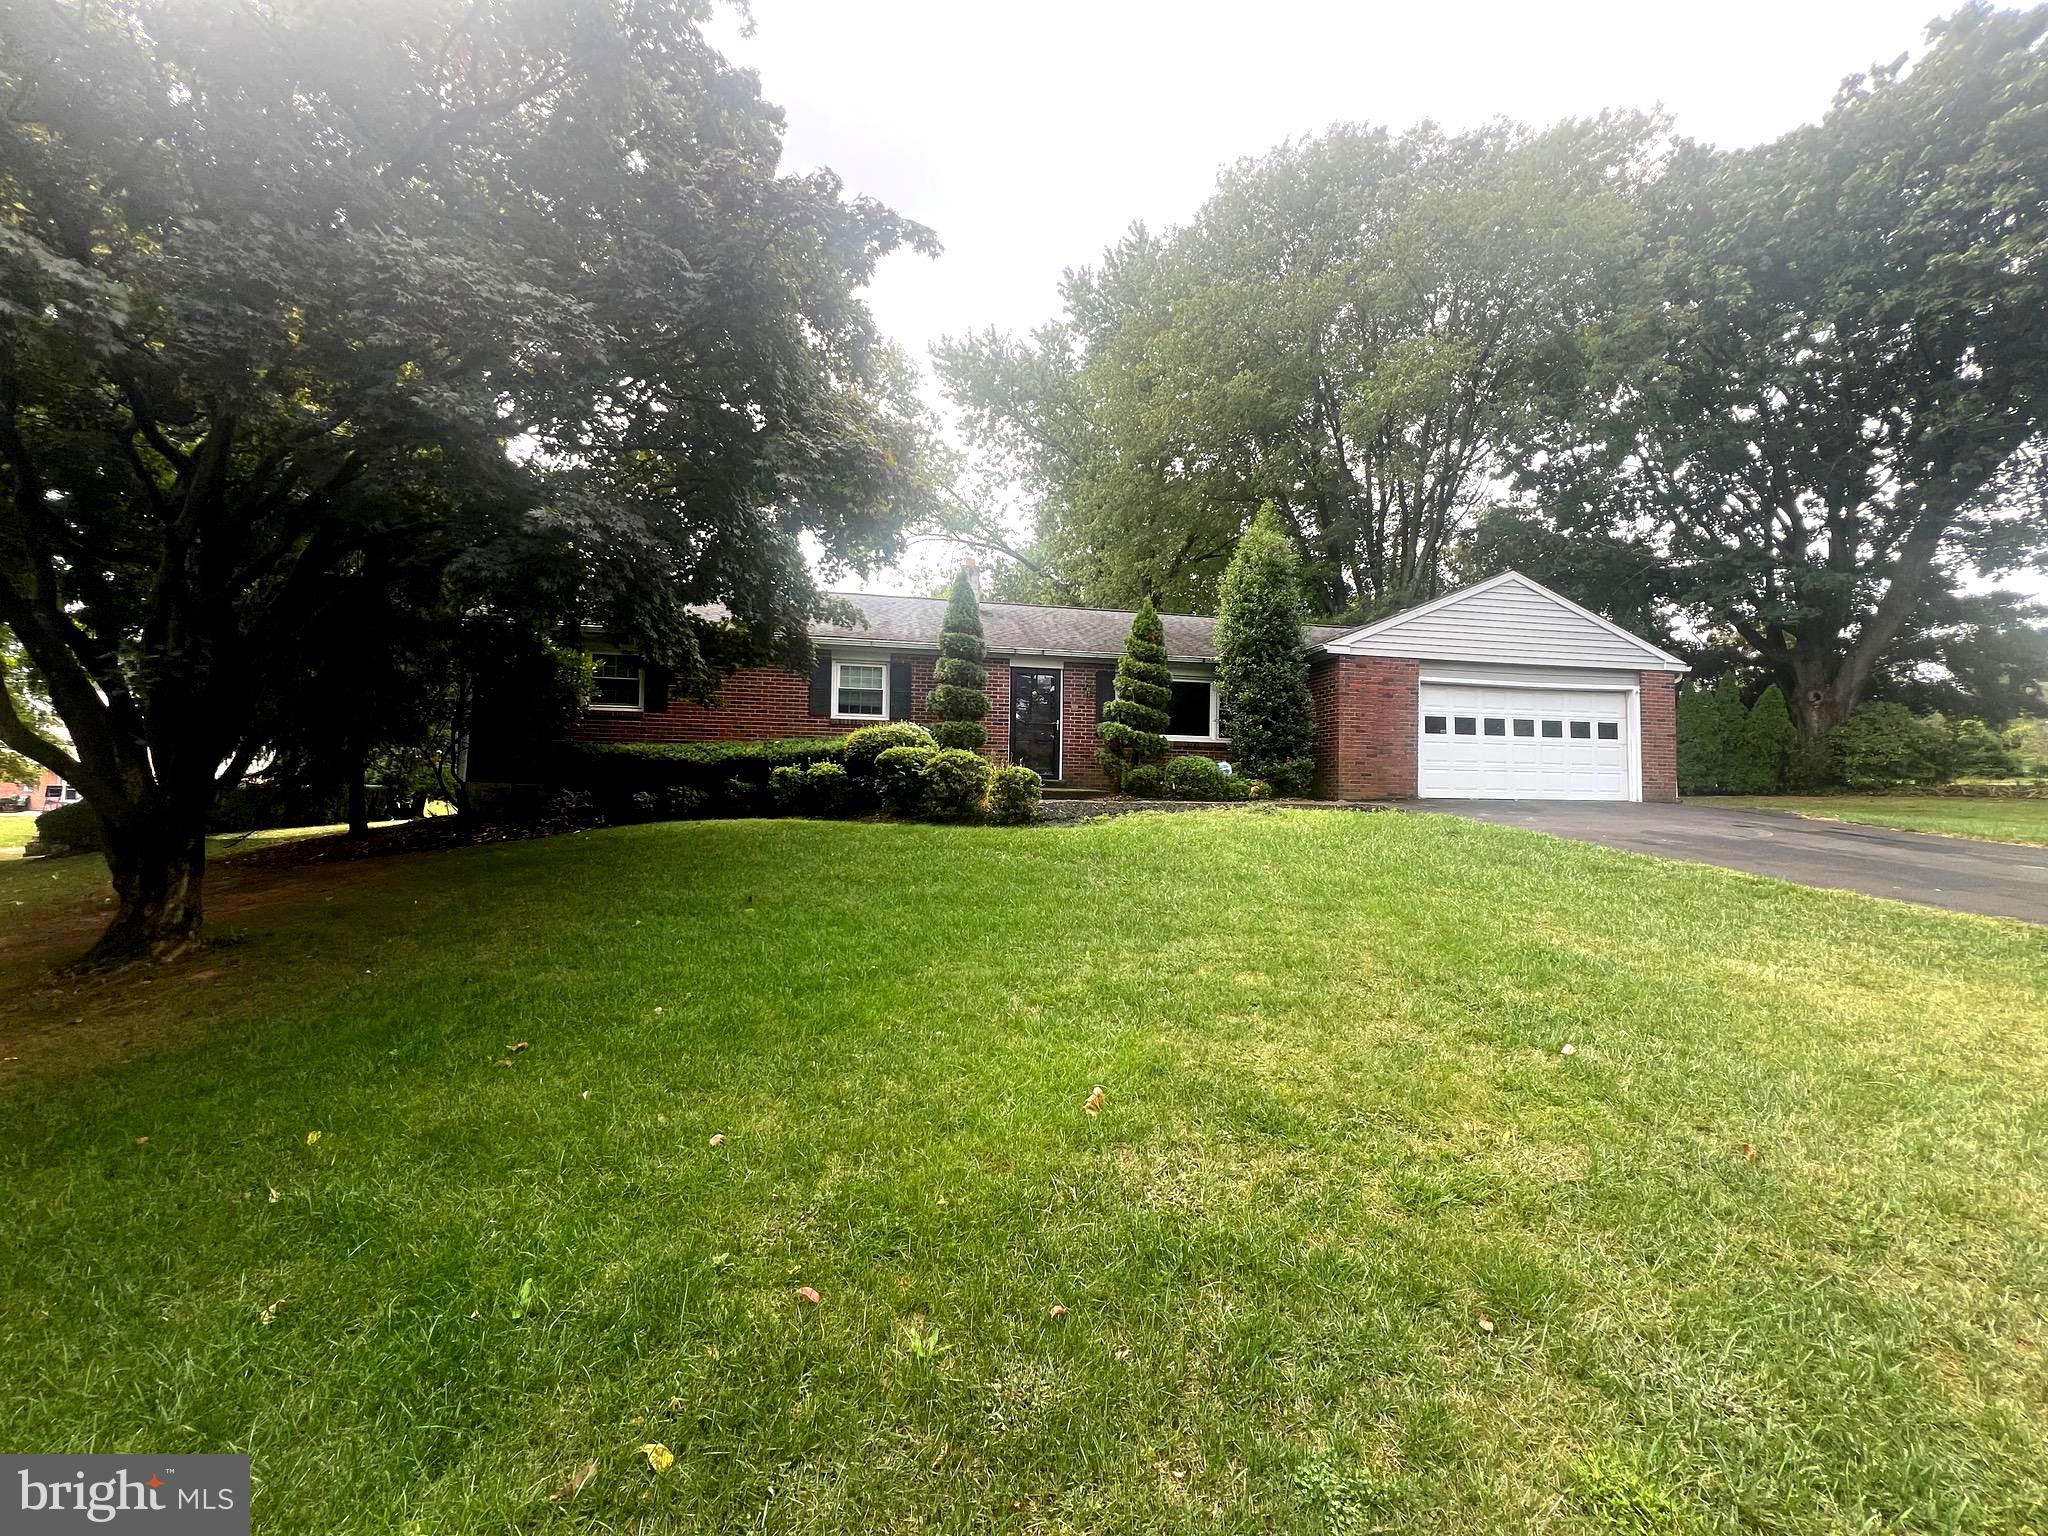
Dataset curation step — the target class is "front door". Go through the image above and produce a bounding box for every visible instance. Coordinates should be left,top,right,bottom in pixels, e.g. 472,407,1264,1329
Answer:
1009,667,1062,779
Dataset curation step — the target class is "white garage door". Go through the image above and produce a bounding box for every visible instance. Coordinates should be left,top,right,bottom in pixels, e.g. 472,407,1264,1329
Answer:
1418,683,1632,800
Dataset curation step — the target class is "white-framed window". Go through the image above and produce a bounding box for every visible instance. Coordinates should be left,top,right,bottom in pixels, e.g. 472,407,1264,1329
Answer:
1164,675,1222,742
832,658,888,719
589,651,645,712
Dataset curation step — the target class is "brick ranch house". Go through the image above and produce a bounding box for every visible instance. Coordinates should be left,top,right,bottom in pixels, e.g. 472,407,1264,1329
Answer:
570,571,1689,801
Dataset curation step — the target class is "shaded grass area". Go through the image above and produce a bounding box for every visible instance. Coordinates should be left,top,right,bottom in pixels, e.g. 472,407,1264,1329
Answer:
1700,794,2048,846
2,811,2045,1534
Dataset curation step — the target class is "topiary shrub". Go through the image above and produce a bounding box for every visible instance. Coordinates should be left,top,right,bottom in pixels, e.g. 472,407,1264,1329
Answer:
920,748,993,819
1121,763,1165,798
928,570,989,751
875,745,937,816
987,764,1042,824
804,760,849,812
1727,683,1797,793
1828,702,1951,788
768,762,809,811
1161,755,1250,801
843,720,933,777
1214,502,1316,791
1097,597,1172,788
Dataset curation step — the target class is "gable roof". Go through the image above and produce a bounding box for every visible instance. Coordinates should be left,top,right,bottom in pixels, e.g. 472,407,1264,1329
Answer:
810,591,1352,664
1322,571,1690,673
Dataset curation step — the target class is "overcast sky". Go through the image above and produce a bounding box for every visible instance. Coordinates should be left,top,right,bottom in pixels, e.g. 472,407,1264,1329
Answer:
707,2,2020,593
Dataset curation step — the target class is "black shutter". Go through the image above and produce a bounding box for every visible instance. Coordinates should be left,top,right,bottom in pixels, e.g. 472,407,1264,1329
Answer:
1095,668,1117,724
888,658,913,721
807,649,833,716
644,664,670,713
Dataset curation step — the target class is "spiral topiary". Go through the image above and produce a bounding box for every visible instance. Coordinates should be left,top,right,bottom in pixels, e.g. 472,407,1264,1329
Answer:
1095,597,1171,788
929,569,989,751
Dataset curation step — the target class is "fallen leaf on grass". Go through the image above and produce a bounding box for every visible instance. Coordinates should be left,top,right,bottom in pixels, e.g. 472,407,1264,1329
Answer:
1741,1142,1757,1162
708,1133,725,1147
1560,1043,1576,1056
1477,1314,1495,1335
549,1460,598,1503
304,1131,321,1145
794,1286,821,1307
1048,1304,1068,1320
510,1040,530,1053
258,1300,282,1327
494,1059,513,1068
134,1136,149,1146
1083,1086,1105,1116
638,1443,674,1475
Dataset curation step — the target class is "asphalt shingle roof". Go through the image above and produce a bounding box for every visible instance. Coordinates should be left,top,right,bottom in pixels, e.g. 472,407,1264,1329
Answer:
809,592,1351,662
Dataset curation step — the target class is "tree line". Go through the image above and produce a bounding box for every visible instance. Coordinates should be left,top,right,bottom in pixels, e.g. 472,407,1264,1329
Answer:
933,3,2048,750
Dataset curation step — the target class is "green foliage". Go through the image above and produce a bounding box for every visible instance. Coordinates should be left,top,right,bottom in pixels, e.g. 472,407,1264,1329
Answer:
768,764,810,811
1828,704,1953,790
0,0,937,952
874,746,938,817
555,736,852,815
987,765,1043,825
1121,764,1165,798
842,722,935,776
1161,756,1253,801
1948,718,2025,780
935,118,1649,613
1676,677,1745,794
805,761,850,813
1512,7,2048,738
929,571,990,751
1726,684,1797,794
1097,599,1173,785
919,749,994,820
1214,503,1316,786
32,801,100,852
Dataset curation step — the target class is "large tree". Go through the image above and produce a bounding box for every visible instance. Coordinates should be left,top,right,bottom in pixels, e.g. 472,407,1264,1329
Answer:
935,115,1649,616
0,0,935,960
1512,3,2048,743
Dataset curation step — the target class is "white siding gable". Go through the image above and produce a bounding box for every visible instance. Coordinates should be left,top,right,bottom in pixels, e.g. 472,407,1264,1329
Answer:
1325,572,1688,673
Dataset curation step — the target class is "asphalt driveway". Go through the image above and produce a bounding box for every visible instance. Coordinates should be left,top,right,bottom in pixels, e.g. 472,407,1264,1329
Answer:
1418,800,2048,924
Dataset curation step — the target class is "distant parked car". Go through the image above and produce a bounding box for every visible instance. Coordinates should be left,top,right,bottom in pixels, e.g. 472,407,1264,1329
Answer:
0,790,28,813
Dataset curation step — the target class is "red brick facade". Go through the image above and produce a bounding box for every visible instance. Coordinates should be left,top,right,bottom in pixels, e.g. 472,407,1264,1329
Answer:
558,647,1680,803
1638,669,1679,802
1309,654,1421,799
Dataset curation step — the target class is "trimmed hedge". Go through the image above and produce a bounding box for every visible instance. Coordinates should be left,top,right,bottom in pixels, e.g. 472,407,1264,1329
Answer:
1118,756,1258,801
34,800,100,851
988,765,1042,824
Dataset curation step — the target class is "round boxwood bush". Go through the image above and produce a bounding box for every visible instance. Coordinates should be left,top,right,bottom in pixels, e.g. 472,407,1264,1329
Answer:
33,799,101,851
920,748,993,819
843,720,933,777
1162,755,1250,801
874,744,937,816
805,759,849,812
1121,763,1165,799
721,776,760,815
768,762,809,810
987,764,1042,824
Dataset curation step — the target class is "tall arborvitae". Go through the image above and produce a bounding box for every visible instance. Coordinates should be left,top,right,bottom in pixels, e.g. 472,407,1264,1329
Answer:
1728,683,1797,793
1676,675,1745,793
1096,598,1172,787
1214,503,1315,794
928,569,989,750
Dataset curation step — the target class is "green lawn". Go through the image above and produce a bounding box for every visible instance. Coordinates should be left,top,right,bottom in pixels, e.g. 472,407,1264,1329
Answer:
1700,794,2048,846
2,812,2044,1533
0,809,37,850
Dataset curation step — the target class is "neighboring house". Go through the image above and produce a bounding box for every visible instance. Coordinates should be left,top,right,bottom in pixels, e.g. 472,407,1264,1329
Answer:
568,571,1690,801
6,770,81,812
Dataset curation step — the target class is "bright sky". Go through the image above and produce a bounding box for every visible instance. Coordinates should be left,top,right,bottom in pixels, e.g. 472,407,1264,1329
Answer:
709,1,2040,596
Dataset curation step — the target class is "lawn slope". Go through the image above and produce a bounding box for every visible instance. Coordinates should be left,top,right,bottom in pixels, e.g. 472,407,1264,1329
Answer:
1698,794,2048,846
2,812,2043,1534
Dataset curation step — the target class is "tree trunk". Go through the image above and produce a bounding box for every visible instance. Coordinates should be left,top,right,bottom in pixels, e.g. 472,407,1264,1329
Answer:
83,817,209,967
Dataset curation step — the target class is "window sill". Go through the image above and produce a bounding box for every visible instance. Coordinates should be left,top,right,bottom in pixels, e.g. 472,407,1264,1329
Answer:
831,712,889,723
588,704,645,714
1164,736,1228,746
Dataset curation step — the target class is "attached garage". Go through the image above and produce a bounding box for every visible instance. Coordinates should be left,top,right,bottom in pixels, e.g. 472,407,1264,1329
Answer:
1321,572,1689,803
1418,680,1632,800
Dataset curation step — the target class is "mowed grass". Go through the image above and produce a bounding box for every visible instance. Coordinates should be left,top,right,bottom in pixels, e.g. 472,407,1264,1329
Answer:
2,812,2045,1534
1701,794,2048,846
0,809,38,850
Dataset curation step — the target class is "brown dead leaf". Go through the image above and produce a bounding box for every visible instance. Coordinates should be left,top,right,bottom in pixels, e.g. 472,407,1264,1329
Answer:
1048,1304,1069,1320
548,1460,598,1503
1477,1314,1495,1334
708,1132,725,1147
795,1286,821,1307
134,1136,149,1146
1741,1142,1757,1162
510,1040,530,1053
1083,1086,1105,1116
